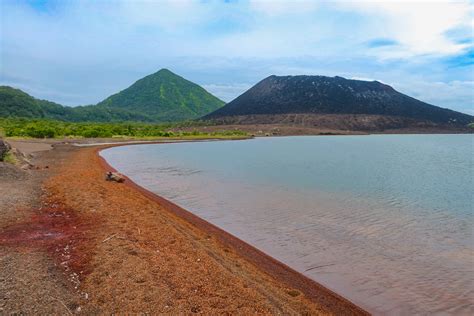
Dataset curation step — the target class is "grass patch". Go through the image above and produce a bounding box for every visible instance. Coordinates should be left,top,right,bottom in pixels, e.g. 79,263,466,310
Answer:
3,151,17,164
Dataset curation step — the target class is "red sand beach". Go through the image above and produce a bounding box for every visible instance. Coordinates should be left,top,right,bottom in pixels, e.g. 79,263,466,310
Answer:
0,140,367,314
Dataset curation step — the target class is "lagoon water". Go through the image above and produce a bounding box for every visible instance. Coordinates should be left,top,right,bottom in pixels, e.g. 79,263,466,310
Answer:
101,135,473,314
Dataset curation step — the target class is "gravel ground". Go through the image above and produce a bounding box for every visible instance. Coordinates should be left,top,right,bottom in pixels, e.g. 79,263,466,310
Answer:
0,143,82,314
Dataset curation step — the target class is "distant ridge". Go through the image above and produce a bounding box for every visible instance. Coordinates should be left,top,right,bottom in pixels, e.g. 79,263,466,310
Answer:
205,75,473,129
0,86,153,122
0,69,224,122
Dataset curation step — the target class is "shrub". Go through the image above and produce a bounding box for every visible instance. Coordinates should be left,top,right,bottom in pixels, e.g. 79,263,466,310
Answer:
0,118,247,139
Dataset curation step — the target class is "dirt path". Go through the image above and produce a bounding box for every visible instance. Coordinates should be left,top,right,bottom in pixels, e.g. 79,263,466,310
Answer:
6,140,53,155
0,142,367,314
0,144,81,314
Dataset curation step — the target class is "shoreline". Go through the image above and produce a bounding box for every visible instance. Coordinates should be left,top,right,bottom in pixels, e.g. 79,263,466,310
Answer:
4,135,471,313
96,142,368,314
1,138,369,314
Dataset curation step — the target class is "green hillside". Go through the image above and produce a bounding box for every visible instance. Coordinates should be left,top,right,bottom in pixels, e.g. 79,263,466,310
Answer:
0,69,224,122
0,86,152,122
97,69,224,121
0,86,66,119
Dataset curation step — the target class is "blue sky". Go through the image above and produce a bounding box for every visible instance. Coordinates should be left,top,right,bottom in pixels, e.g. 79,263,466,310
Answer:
1,0,473,114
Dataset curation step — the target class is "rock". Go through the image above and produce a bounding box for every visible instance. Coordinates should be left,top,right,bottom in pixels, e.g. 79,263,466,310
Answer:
0,139,11,161
105,171,125,183
9,148,33,168
0,161,28,180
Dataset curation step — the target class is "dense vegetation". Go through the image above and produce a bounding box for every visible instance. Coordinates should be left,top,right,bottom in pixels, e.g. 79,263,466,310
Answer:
0,86,156,122
0,118,246,139
0,69,224,123
0,86,65,119
98,69,225,122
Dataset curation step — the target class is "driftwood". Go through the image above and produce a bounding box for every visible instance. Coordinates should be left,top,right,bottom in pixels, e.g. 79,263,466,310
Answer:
102,233,118,243
105,171,125,183
102,233,127,243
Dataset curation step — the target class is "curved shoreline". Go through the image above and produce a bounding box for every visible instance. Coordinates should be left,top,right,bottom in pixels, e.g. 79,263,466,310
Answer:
96,142,369,314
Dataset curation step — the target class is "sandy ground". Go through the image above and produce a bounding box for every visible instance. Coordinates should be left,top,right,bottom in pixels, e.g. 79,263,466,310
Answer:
0,140,367,314
6,140,53,155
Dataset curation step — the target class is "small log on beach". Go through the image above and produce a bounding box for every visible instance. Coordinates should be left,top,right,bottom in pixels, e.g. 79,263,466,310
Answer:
105,171,125,183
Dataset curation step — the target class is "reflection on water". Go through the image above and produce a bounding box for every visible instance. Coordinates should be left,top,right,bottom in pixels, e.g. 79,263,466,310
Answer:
101,135,474,315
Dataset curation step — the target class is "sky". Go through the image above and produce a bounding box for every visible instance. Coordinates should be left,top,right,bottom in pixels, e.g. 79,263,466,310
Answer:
1,0,473,115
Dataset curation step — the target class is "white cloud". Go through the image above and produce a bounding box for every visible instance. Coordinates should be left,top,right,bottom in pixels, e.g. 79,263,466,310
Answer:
393,80,474,113
115,0,212,31
202,83,253,102
249,0,319,16
338,0,473,59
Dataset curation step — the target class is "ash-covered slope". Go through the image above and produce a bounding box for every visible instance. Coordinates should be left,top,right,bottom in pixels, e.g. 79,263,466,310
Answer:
205,75,472,126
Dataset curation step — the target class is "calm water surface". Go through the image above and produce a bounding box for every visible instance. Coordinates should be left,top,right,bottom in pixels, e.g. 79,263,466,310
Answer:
101,135,473,315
